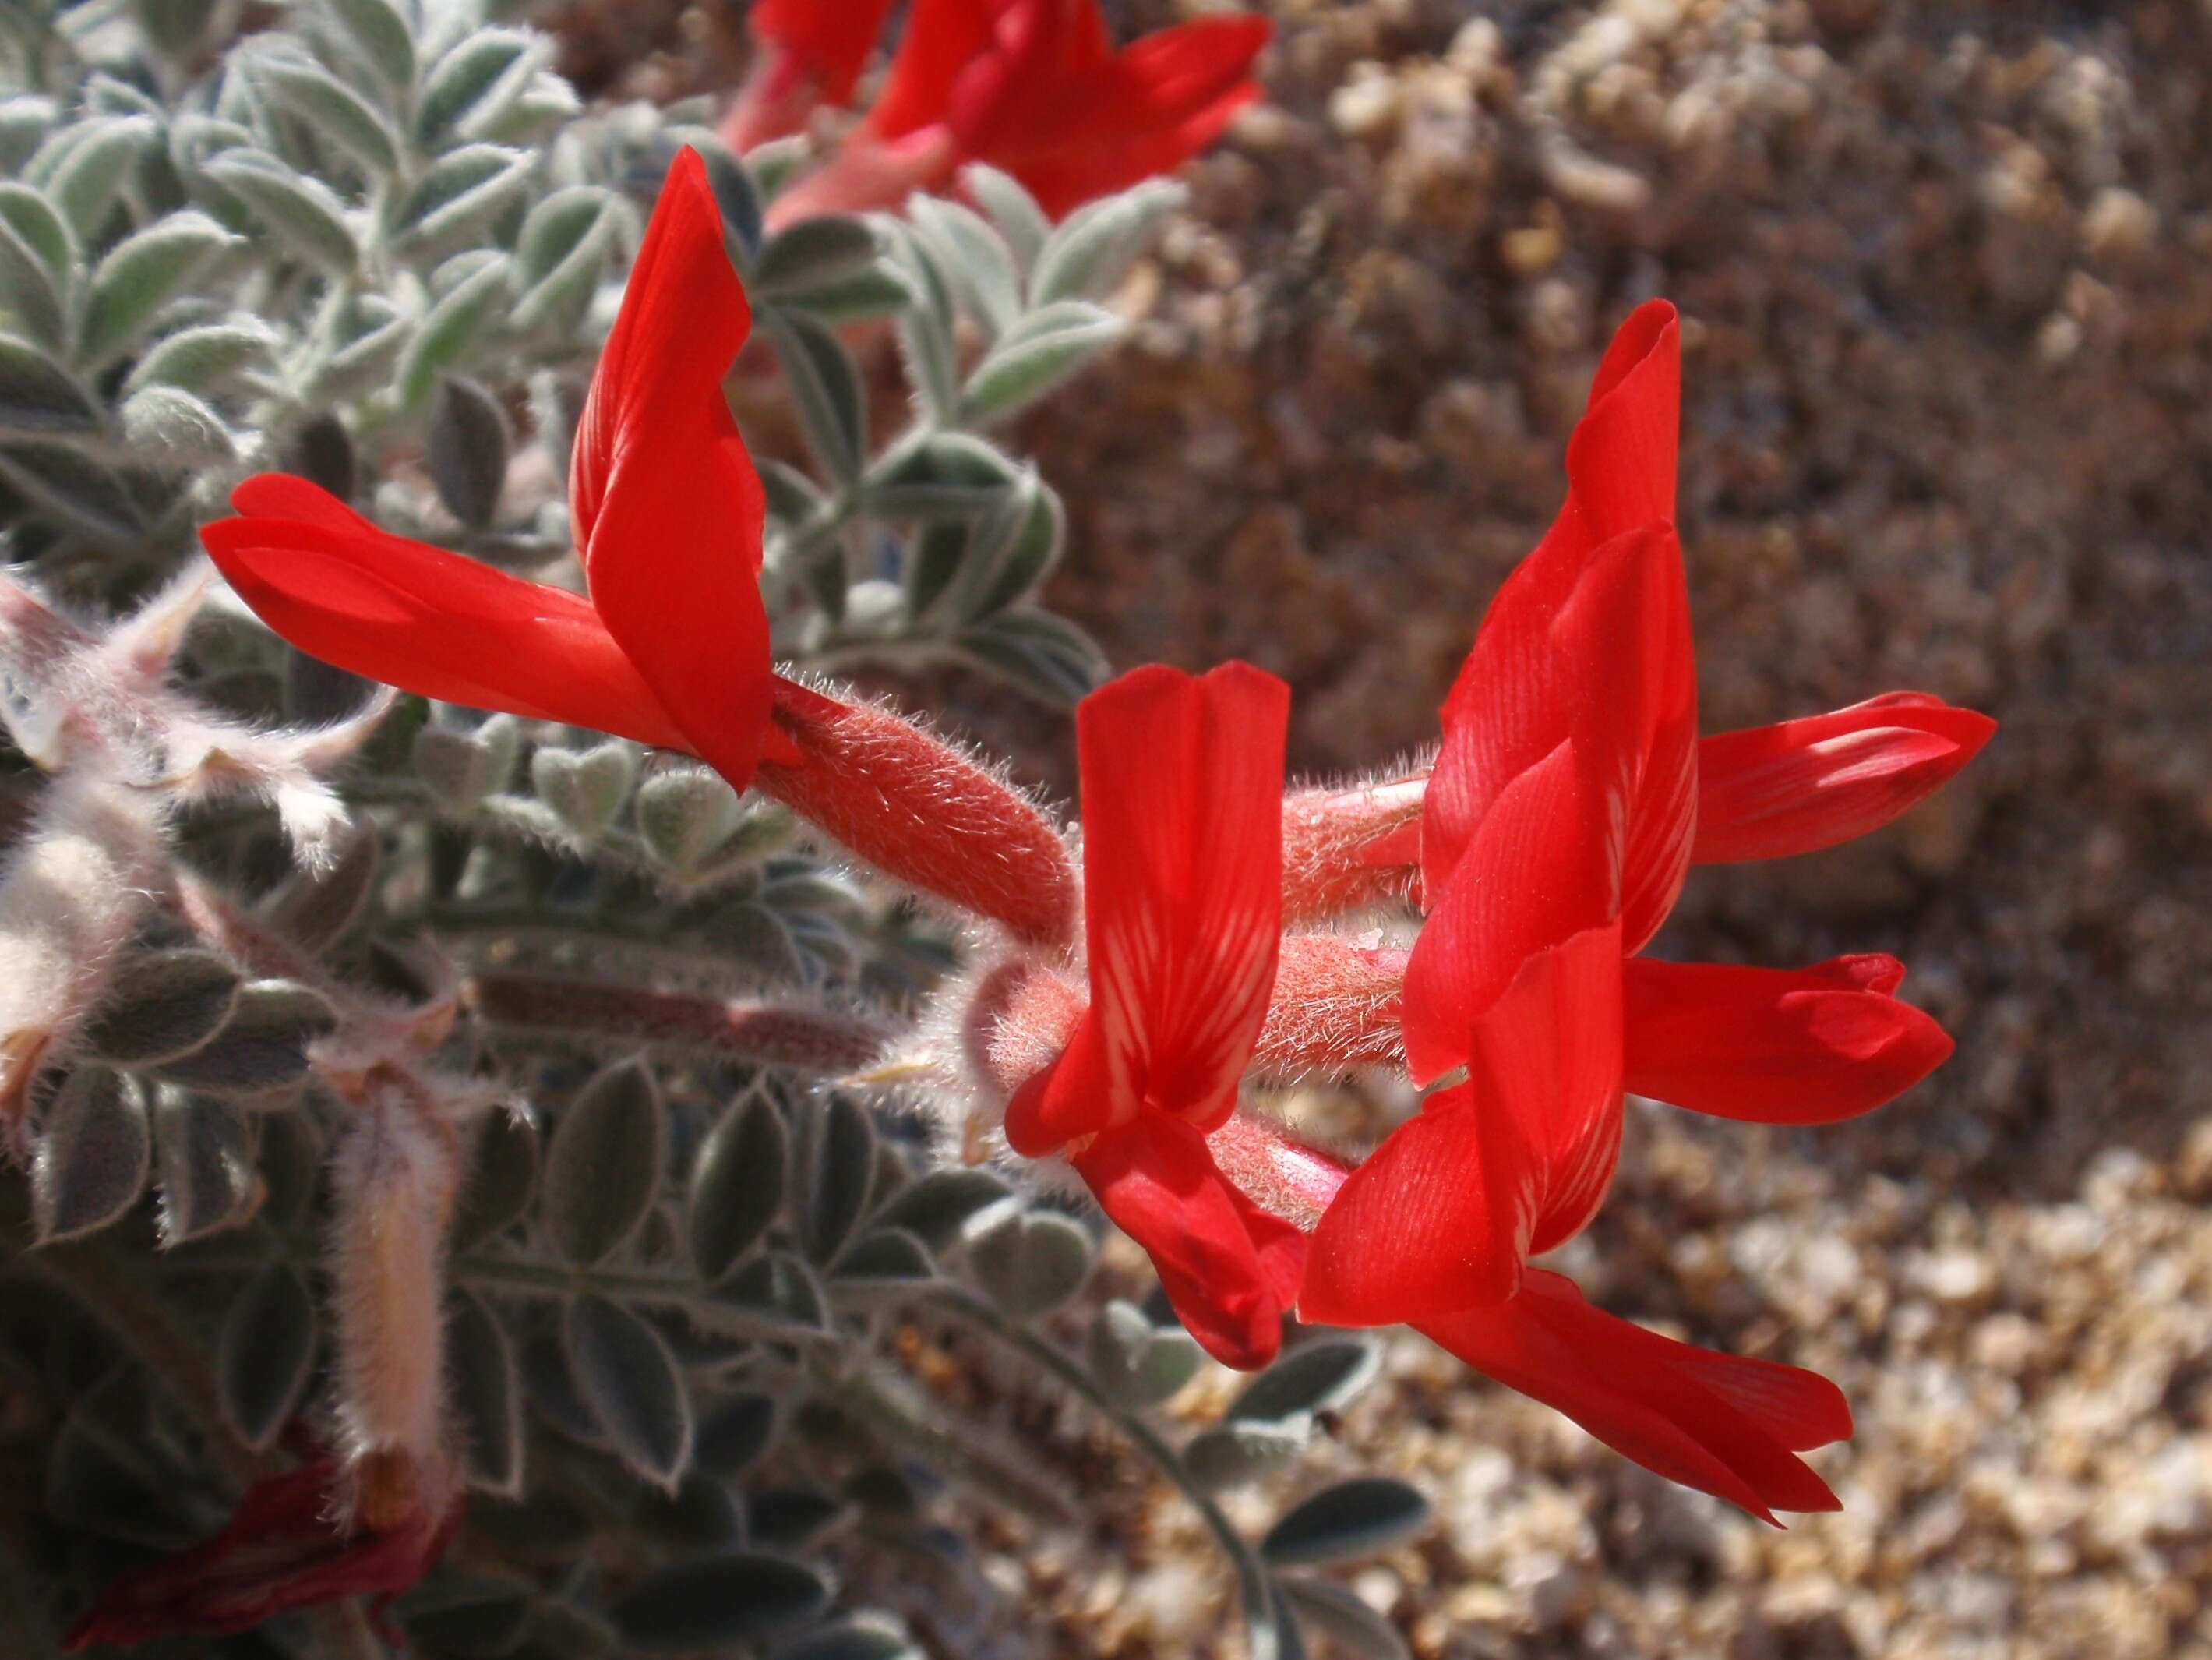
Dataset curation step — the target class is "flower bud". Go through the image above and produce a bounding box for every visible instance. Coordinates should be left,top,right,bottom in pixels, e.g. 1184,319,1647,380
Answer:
1279,768,1427,926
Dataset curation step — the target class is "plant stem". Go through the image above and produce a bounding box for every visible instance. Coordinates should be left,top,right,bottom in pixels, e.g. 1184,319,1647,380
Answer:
923,1284,1282,1660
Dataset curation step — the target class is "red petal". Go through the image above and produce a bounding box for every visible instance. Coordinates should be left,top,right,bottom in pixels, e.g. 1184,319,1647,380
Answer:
64,1460,456,1648
1561,299,1679,548
1418,1270,1848,1523
1424,524,1692,954
1402,737,1615,1083
1622,953,1954,1124
1073,662,1288,1128
1692,692,1997,864
749,0,898,103
867,0,999,140
1303,922,1624,1328
203,483,687,750
570,147,774,791
1072,1111,1304,1370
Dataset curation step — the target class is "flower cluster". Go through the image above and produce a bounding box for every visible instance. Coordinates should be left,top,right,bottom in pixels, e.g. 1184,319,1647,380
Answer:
724,0,1271,223
189,123,1993,1557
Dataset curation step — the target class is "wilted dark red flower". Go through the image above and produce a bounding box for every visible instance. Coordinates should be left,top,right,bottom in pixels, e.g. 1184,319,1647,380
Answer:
769,0,1269,224
64,1458,460,1649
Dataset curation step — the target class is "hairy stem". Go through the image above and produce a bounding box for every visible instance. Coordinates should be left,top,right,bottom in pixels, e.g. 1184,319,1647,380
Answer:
464,972,889,1074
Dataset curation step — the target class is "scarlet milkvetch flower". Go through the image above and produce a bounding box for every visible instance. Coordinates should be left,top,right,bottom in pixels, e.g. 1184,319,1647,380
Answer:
199,148,1076,948
1286,302,1981,1518
63,1455,461,1648
995,662,1307,1369
722,0,900,153
765,0,1270,227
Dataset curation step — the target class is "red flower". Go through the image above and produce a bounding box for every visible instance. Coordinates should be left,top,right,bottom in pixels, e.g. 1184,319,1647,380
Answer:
1289,301,1972,1517
723,0,900,151
64,1458,460,1648
204,147,778,795
1002,662,1305,1369
769,0,1269,224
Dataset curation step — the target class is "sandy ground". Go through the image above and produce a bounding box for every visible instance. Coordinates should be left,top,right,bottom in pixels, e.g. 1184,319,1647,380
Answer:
559,2,2212,1655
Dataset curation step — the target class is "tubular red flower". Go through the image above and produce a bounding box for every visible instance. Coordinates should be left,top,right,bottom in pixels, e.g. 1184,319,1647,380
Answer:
1622,953,1954,1124
775,0,1269,223
202,148,774,791
64,1459,460,1649
1418,1271,1850,1524
1000,661,1295,1367
1692,693,1998,864
750,0,898,108
1003,662,1288,1155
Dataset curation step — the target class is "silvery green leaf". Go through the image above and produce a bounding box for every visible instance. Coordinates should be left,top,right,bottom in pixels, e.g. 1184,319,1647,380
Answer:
902,521,969,623
770,260,913,326
748,1488,848,1550
415,29,541,147
907,195,1020,340
199,152,358,275
883,223,958,420
1088,1299,1205,1409
473,72,580,148
957,468,1064,620
757,456,825,526
866,430,1021,521
81,949,242,1066
256,60,400,178
692,138,763,258
688,1089,787,1283
774,1616,921,1660
427,373,510,528
542,1058,665,1266
1182,1418,1309,1492
118,384,235,467
390,144,531,255
77,210,238,368
151,980,338,1096
130,0,223,58
695,1392,778,1479
0,333,100,436
750,216,880,300
309,291,407,400
1028,179,1184,306
959,300,1124,426
1230,1338,1381,1426
870,1167,1014,1249
1277,1580,1409,1660
288,411,357,500
122,317,275,396
953,607,1107,705
637,765,743,874
633,1471,746,1553
32,1068,149,1241
151,1091,253,1245
510,185,617,333
0,442,146,545
744,136,808,199
760,306,864,483
256,1107,321,1225
801,1093,875,1266
829,1227,933,1298
451,1101,539,1252
713,1250,828,1337
400,1574,537,1656
319,0,416,94
0,185,71,344
967,1208,1093,1320
1261,1479,1432,1567
217,1264,316,1449
963,164,1050,278
450,1288,524,1495
415,713,519,808
530,743,636,842
564,1293,692,1489
394,252,509,411
0,97,58,174
33,115,158,236
265,818,379,950
606,1554,830,1652
83,75,167,125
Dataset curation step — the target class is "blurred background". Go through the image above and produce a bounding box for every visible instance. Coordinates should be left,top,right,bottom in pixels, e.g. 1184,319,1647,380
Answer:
567,2,2212,1655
